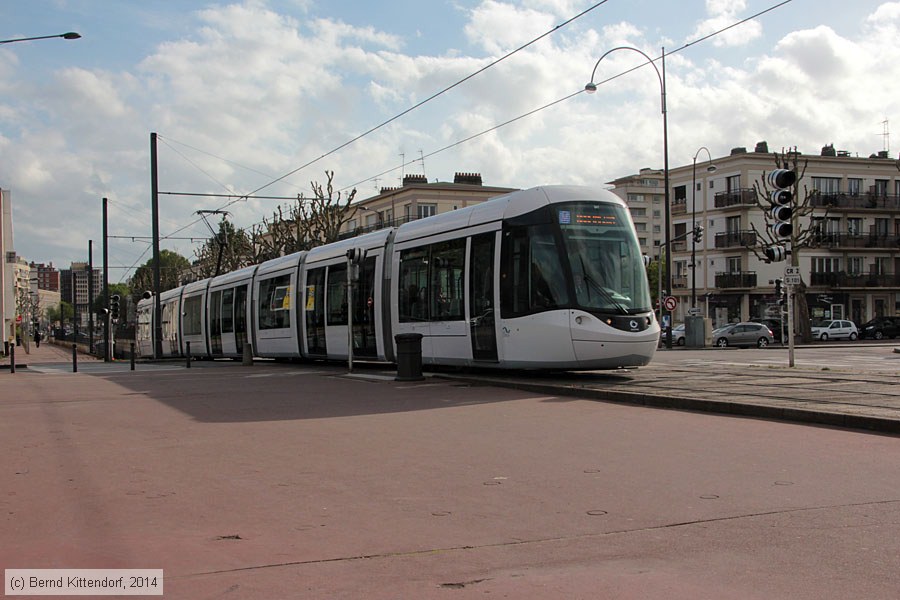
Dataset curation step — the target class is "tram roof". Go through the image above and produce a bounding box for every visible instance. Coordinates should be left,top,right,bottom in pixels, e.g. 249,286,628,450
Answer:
392,185,625,244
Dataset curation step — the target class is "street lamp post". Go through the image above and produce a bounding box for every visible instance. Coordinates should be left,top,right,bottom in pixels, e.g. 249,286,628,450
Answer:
586,46,672,347
691,147,716,309
0,32,81,44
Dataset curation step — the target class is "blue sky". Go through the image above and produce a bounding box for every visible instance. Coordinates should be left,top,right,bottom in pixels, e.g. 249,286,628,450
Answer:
1,0,898,281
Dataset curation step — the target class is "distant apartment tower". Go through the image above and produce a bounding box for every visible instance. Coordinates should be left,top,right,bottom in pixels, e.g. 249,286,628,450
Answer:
29,261,59,292
60,262,101,327
606,168,666,258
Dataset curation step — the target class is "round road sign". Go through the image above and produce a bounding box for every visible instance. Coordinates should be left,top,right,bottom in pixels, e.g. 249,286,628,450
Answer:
663,296,677,311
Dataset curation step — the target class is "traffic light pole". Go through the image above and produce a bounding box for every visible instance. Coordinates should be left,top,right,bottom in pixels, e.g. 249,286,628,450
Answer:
787,284,795,368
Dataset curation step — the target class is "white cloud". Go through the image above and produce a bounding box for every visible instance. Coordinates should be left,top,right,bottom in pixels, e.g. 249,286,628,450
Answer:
689,0,762,47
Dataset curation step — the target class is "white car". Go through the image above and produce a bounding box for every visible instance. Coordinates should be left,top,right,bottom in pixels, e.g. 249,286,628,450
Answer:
810,320,858,341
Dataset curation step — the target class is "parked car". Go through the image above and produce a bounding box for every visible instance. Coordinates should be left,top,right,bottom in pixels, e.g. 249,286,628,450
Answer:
657,324,686,346
810,319,858,341
750,318,785,343
712,322,775,348
859,316,900,340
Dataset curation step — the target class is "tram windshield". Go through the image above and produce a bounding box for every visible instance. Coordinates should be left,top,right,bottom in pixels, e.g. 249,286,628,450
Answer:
557,201,651,315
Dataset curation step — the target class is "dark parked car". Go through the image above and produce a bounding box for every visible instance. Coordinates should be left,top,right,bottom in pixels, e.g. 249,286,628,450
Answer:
859,316,900,340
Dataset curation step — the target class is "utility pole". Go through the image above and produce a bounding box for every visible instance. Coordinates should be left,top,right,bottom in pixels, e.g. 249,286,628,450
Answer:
151,132,162,359
88,240,94,354
102,197,111,362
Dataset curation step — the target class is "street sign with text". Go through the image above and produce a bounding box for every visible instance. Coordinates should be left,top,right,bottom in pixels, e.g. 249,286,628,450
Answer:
784,267,800,276
784,275,802,285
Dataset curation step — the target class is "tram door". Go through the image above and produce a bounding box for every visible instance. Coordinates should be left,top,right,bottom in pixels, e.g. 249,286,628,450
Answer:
469,232,498,361
234,285,248,356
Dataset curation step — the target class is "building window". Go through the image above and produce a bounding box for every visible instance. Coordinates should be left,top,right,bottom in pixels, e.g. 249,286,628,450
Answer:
874,179,888,196
848,257,864,275
653,210,660,217
653,195,662,203
627,193,644,203
417,203,437,219
630,207,646,217
634,222,647,232
848,178,862,196
726,175,740,192
726,215,741,233
674,185,686,202
847,218,862,236
813,257,840,273
653,225,661,233
726,257,741,273
640,178,658,187
812,177,841,194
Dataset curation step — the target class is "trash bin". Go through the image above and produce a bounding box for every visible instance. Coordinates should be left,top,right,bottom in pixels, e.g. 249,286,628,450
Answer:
394,333,424,381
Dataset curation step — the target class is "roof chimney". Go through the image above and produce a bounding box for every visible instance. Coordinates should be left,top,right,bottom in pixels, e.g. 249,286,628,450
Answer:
453,172,483,186
402,174,428,186
754,141,769,153
730,147,747,155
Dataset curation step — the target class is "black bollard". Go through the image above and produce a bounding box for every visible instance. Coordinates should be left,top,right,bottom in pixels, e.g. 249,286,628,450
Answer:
72,343,78,373
186,341,191,368
130,343,136,371
9,343,14,374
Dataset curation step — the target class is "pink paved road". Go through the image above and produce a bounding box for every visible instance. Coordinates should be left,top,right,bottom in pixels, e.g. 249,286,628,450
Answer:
3,361,900,599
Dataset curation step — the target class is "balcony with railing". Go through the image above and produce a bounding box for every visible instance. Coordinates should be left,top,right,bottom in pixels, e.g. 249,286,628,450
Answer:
672,276,688,289
715,271,757,289
810,193,900,211
715,230,757,249
671,199,687,215
810,271,900,288
713,188,756,208
811,232,900,249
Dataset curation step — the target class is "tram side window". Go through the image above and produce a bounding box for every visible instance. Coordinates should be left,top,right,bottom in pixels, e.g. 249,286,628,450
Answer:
221,288,234,333
327,264,348,325
500,225,569,317
258,274,292,330
183,296,203,335
399,247,429,322
430,239,465,321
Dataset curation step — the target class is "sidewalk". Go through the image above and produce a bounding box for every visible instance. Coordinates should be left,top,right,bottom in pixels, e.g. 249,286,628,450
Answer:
439,356,900,434
1,338,99,369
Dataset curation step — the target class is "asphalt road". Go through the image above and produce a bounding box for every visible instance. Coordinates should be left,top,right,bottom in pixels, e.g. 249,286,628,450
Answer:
3,354,900,599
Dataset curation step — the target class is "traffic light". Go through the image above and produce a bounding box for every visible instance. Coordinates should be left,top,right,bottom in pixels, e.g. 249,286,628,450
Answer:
768,168,796,239
774,278,784,304
110,294,121,321
764,245,787,263
692,225,703,244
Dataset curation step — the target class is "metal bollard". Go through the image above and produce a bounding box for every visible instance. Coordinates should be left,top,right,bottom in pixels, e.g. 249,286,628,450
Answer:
130,343,136,371
9,343,14,374
72,343,78,373
394,333,424,381
242,342,253,366
186,341,191,368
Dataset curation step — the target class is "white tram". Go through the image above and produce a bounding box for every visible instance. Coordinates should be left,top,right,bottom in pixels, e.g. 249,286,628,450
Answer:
136,185,659,370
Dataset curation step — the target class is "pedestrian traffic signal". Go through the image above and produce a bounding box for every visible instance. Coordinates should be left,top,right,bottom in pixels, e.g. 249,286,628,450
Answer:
774,278,784,304
692,225,703,244
110,294,121,321
768,168,796,239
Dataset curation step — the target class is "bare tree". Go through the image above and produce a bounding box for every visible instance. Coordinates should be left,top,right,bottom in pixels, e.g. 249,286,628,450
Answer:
251,171,359,260
747,148,830,343
193,219,255,278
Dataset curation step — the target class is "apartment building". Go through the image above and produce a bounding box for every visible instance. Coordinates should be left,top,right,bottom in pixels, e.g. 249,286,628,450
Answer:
650,143,900,327
60,262,102,328
606,168,667,258
29,261,60,292
339,172,518,238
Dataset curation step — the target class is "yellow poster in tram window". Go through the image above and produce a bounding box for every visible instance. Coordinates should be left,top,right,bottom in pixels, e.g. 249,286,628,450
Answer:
281,285,292,310
305,285,316,311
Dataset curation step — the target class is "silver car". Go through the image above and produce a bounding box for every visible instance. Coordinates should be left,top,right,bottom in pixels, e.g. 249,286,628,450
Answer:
810,320,858,341
713,322,775,348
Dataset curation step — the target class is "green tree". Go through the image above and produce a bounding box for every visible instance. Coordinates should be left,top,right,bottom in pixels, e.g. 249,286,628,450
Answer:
46,301,74,325
129,250,191,297
91,283,131,315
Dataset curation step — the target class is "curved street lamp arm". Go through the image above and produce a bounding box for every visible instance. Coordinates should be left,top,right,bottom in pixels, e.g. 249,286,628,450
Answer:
585,46,665,113
0,32,81,44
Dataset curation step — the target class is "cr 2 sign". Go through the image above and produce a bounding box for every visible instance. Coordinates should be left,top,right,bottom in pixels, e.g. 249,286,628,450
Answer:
663,296,677,311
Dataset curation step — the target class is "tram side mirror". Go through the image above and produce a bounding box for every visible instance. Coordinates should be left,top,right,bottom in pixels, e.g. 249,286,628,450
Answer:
643,254,651,267
142,290,154,299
